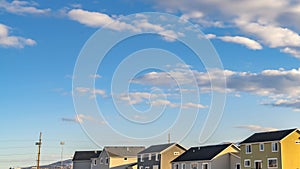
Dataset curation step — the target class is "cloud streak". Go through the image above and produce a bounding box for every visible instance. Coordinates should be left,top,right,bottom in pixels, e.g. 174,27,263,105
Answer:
235,125,278,132
0,0,50,15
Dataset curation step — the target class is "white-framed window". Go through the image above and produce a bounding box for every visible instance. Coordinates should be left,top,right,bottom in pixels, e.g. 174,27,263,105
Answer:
139,166,143,169
191,163,197,169
259,143,264,151
202,163,208,169
145,167,150,169
174,152,180,155
181,163,186,169
93,159,97,166
244,159,251,167
236,163,240,169
105,157,109,165
245,144,252,154
140,154,144,162
268,158,278,168
272,142,278,152
155,153,159,161
148,153,151,160
100,158,103,164
174,163,179,169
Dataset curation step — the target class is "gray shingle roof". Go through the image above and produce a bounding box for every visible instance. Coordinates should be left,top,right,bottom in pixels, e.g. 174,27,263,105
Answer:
172,144,234,162
138,143,185,154
240,128,297,144
105,146,145,157
72,150,101,161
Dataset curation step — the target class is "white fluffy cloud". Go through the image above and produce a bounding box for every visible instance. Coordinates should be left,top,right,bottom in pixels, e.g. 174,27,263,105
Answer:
0,0,50,15
280,47,300,59
0,23,36,48
132,65,300,110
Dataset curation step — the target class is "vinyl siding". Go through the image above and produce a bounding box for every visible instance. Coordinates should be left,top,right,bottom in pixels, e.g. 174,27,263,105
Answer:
281,130,300,169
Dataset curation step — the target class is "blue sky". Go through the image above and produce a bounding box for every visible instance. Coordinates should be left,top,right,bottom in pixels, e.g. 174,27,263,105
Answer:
1,0,300,168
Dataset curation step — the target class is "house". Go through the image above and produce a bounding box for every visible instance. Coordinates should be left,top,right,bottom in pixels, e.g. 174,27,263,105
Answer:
240,128,300,169
95,146,145,169
73,150,102,169
171,143,240,169
138,143,186,169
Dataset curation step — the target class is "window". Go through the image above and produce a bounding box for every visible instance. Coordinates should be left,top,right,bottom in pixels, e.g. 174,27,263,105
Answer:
236,163,240,169
181,163,186,169
140,154,144,162
174,152,180,155
191,163,197,169
272,142,278,152
139,166,143,169
202,163,208,169
105,158,109,165
93,159,97,166
244,159,251,167
260,143,264,151
124,157,127,161
268,158,278,168
245,144,252,154
149,153,151,160
155,153,159,161
145,167,150,169
100,158,103,164
175,164,179,169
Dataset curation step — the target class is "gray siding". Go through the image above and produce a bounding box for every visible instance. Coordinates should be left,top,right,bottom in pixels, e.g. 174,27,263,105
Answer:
73,161,91,169
97,150,110,169
138,153,161,169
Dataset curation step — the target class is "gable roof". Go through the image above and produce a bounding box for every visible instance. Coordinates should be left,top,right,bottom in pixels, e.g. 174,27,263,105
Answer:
172,143,234,162
138,143,184,154
105,146,145,157
240,128,297,144
72,150,102,161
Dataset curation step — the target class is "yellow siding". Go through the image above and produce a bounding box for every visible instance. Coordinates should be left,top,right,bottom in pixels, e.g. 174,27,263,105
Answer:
281,130,300,169
214,145,239,159
161,146,185,169
110,157,137,168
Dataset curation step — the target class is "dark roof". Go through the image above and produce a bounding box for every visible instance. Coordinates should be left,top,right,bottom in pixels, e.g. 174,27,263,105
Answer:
105,146,145,157
240,128,297,144
138,143,184,154
172,144,233,162
72,150,101,161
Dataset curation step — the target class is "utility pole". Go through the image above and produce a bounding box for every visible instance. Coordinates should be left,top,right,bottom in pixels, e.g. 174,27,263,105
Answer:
168,132,170,143
35,132,42,169
60,141,65,169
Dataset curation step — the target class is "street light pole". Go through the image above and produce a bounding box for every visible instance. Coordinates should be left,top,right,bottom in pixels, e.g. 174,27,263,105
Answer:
60,141,65,169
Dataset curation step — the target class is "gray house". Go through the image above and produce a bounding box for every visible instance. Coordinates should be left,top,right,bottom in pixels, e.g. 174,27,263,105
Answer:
172,143,240,169
73,150,102,169
138,143,186,169
95,146,145,169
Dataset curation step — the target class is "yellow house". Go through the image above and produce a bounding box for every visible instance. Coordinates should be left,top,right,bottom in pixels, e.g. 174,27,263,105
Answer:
95,146,145,169
240,128,300,169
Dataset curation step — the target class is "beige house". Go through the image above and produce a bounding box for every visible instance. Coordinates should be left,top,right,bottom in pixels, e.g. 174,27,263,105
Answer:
138,143,186,169
172,143,240,169
94,146,145,169
240,128,300,169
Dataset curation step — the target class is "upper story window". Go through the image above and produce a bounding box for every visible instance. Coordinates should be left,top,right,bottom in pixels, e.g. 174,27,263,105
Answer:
100,158,103,164
181,163,186,169
155,153,159,161
105,157,109,165
148,153,152,160
245,144,252,154
236,163,240,169
140,154,144,162
191,163,197,169
202,163,208,169
93,159,97,166
259,143,264,151
139,166,143,169
175,164,179,169
272,142,278,152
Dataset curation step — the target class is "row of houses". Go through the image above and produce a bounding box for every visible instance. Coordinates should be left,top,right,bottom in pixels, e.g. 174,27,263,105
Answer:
73,128,300,169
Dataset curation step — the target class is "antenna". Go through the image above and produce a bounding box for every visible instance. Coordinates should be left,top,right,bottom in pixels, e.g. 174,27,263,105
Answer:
168,132,170,144
35,132,42,169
